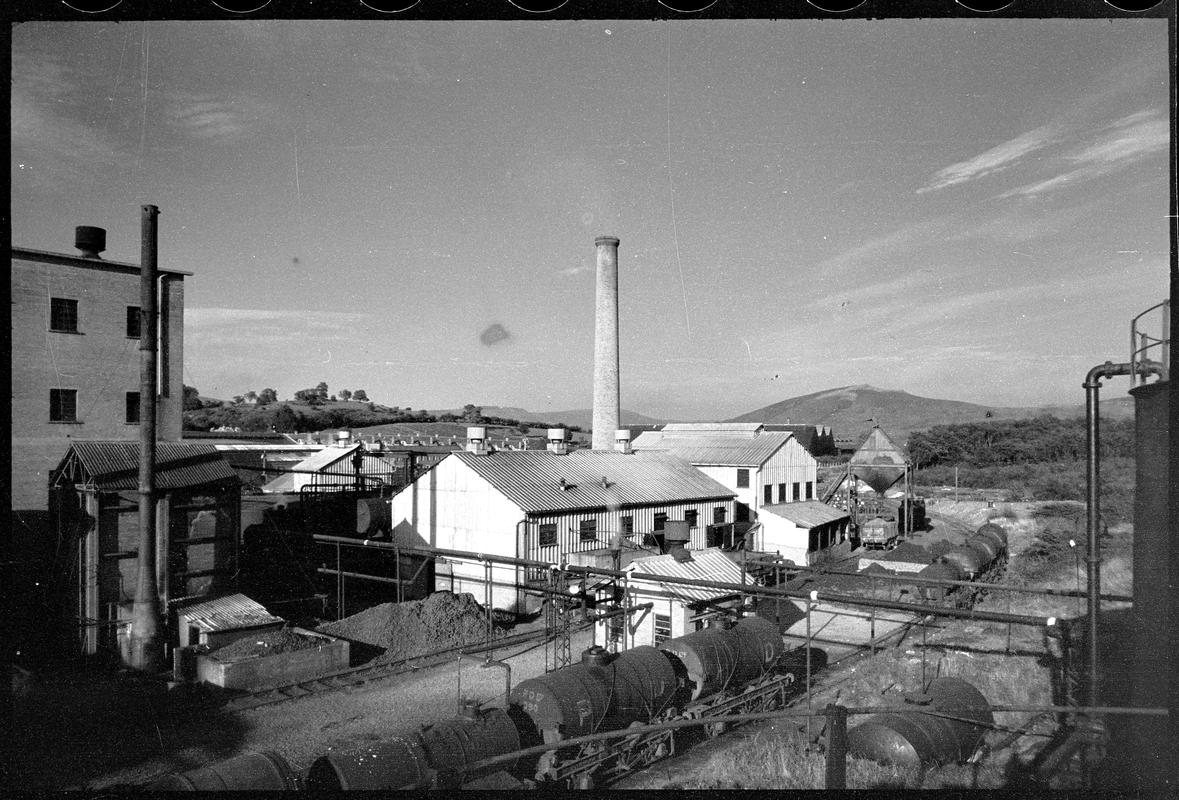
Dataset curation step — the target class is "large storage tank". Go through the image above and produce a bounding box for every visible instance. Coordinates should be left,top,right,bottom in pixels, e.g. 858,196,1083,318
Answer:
149,751,301,791
658,626,739,702
847,678,993,766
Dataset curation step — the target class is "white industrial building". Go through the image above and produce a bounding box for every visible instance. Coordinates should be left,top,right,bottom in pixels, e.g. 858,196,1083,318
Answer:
756,500,852,567
385,429,737,614
596,535,757,649
631,423,818,534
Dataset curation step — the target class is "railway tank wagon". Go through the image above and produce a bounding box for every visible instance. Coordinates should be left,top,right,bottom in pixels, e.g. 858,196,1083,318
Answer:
912,522,1009,607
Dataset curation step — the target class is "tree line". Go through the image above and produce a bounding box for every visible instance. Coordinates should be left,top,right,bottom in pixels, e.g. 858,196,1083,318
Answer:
907,415,1134,469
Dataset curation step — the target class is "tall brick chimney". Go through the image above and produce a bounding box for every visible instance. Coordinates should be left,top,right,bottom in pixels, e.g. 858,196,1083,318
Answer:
592,236,621,451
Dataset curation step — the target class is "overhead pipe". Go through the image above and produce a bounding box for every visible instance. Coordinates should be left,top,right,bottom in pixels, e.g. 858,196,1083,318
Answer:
130,204,162,671
1082,359,1162,708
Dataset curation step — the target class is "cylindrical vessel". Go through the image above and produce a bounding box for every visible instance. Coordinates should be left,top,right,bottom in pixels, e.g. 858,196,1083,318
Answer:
940,545,983,579
149,751,301,791
419,708,522,788
975,522,1007,546
728,616,786,688
964,535,999,571
848,677,993,766
509,662,613,742
591,236,621,451
356,497,391,534
914,559,964,604
659,627,739,702
605,645,680,725
307,737,431,790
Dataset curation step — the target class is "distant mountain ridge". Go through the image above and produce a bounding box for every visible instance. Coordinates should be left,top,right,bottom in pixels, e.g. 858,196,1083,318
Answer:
726,384,1133,441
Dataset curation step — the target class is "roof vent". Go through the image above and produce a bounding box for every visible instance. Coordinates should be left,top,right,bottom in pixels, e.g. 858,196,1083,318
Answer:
466,426,489,455
74,226,106,259
336,430,351,447
664,519,693,562
547,428,569,455
614,429,632,454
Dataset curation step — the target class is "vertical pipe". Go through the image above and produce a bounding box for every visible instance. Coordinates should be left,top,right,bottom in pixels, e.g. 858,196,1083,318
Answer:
1084,369,1105,711
129,205,162,672
592,236,621,451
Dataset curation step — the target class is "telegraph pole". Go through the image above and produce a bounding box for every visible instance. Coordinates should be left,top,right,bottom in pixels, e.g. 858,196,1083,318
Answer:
129,205,162,672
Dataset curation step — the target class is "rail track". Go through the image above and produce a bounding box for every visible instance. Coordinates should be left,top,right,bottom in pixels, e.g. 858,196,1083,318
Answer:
220,622,580,712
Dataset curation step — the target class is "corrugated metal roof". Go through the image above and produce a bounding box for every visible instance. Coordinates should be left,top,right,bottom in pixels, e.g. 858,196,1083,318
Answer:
761,500,850,528
57,441,240,491
453,450,735,514
176,593,284,633
626,548,755,603
631,430,794,467
660,422,764,437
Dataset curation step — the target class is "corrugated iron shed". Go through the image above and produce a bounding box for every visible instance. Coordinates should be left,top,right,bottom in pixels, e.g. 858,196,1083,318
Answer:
631,430,794,467
761,500,850,528
176,593,284,633
659,422,764,437
626,548,755,604
53,441,239,491
453,450,735,514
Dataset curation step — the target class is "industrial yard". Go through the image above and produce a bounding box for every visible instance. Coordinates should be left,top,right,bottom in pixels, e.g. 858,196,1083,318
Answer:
7,11,1174,796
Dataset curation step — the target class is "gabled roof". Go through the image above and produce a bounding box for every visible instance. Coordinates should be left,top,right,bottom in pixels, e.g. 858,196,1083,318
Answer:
51,441,239,491
761,500,850,528
451,450,735,514
626,548,755,604
630,429,794,467
175,593,284,633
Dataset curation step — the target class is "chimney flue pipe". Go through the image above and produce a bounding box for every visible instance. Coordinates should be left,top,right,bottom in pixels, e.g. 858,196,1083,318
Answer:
130,205,162,672
592,236,621,451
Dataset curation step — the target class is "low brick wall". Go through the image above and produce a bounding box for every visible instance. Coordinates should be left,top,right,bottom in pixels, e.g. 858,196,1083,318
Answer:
196,628,349,690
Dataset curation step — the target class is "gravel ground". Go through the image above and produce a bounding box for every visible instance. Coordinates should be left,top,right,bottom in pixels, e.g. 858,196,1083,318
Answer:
9,625,594,790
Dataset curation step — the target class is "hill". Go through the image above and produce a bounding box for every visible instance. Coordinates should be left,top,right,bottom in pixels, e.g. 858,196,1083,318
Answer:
727,385,1133,442
450,406,665,430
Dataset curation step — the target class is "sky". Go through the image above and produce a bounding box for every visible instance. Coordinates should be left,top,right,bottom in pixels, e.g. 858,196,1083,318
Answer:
10,17,1172,420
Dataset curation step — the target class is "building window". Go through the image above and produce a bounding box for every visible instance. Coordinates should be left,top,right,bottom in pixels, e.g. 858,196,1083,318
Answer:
736,468,750,488
793,482,802,501
713,506,726,524
620,515,634,534
539,523,557,547
763,485,773,505
653,512,667,532
125,392,140,424
654,613,672,645
50,298,79,332
685,509,698,528
579,518,598,542
126,306,141,338
806,481,814,500
50,389,78,422
735,503,750,523
778,483,787,502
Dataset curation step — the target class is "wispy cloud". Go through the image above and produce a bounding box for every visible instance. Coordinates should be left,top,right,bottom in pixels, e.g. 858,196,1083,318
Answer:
186,307,375,346
999,109,1168,198
164,93,254,142
917,124,1059,194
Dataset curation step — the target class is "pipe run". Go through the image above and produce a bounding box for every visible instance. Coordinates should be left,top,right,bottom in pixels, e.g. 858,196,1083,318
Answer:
1082,360,1162,708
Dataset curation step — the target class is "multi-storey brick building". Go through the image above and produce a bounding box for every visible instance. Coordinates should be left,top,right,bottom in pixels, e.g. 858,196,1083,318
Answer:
10,226,187,523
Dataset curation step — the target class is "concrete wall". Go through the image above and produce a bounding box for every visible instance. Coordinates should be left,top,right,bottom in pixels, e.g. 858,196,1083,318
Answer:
693,437,817,517
10,251,184,513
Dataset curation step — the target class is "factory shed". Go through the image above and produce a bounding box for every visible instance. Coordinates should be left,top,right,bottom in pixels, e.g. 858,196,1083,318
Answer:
632,423,817,535
609,547,758,647
758,500,852,567
386,443,736,614
259,440,405,494
174,592,285,649
48,441,241,657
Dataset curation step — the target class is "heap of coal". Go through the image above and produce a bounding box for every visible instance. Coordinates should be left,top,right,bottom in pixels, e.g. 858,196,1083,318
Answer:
318,591,494,663
213,627,327,660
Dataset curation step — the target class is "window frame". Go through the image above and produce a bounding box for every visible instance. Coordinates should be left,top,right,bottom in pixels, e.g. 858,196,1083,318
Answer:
50,388,79,423
684,509,698,528
806,480,814,500
793,482,802,501
538,522,558,548
620,515,634,535
578,518,598,543
778,482,787,502
736,468,750,488
654,613,672,646
125,391,141,424
50,297,79,333
653,512,668,532
126,306,142,339
763,484,773,505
